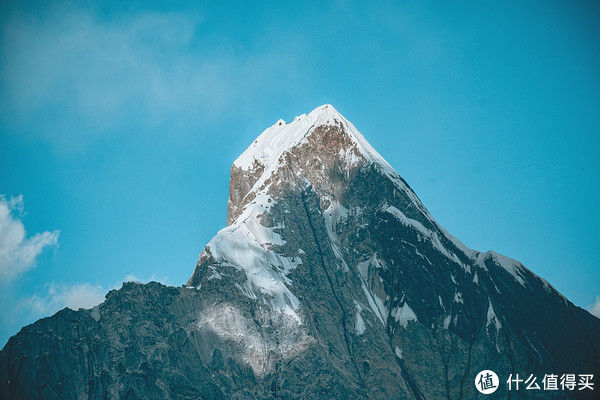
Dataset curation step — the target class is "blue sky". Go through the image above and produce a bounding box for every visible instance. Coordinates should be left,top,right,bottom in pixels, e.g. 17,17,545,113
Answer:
1,0,599,345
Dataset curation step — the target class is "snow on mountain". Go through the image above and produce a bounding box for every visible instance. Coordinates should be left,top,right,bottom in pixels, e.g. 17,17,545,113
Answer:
234,104,386,173
188,104,600,398
212,104,539,306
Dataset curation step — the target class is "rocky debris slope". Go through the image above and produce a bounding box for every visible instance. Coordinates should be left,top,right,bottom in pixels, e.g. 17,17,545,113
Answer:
2,105,599,399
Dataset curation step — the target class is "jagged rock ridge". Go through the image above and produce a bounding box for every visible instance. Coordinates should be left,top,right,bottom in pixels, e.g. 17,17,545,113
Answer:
2,105,599,399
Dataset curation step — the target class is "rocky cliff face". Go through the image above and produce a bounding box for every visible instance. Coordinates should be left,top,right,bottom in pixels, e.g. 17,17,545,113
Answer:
2,105,599,399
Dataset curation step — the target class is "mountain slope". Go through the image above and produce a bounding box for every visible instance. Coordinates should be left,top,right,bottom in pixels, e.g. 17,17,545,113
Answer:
2,105,599,400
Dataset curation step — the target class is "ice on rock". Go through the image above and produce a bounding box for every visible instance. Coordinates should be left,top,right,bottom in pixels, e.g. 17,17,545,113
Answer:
354,301,366,335
486,300,502,333
443,315,452,329
197,303,312,377
357,253,386,281
361,281,387,325
203,204,302,322
391,302,418,328
383,205,430,237
477,251,526,286
394,346,403,359
454,292,464,304
323,199,350,272
383,204,467,269
207,267,222,280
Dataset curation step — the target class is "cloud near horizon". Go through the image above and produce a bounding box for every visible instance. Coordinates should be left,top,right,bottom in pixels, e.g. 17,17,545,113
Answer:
0,195,59,280
22,282,107,315
20,273,172,318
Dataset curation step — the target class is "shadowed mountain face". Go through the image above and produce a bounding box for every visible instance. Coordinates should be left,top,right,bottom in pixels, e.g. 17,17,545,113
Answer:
2,105,599,399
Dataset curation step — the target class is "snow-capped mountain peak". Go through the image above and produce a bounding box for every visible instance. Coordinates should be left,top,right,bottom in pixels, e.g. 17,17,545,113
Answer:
234,104,392,175
227,104,426,227
4,105,599,400
181,105,599,398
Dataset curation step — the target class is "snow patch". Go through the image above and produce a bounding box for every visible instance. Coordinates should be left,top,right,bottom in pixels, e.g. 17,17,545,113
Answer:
486,301,502,333
323,199,350,271
373,292,388,325
454,292,464,304
383,204,467,269
391,302,418,328
383,205,429,235
356,253,385,280
197,303,311,377
394,346,403,359
443,315,451,329
204,218,302,322
361,281,386,325
478,251,526,286
354,301,366,335
207,267,222,280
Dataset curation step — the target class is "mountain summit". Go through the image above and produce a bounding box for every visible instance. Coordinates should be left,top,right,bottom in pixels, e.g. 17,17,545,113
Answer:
225,104,401,226
2,105,599,399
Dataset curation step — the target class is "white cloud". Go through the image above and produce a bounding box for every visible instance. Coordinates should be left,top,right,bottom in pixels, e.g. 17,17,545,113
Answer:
589,296,600,319
19,273,171,319
23,282,106,315
120,273,170,286
0,195,59,280
0,6,302,150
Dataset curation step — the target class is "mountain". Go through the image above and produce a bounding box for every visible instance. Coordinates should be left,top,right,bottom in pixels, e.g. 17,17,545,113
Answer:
1,105,598,399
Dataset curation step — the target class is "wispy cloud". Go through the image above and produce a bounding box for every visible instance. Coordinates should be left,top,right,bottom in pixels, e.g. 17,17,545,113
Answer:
0,195,59,280
589,296,600,319
0,6,301,151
